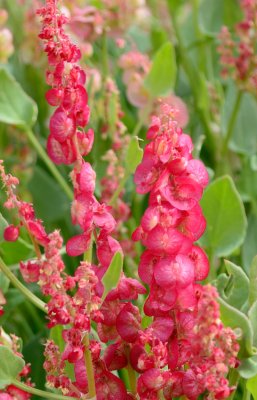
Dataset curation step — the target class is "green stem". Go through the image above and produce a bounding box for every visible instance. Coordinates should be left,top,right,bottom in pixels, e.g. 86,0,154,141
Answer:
169,7,217,166
82,237,96,399
192,0,205,73
227,369,239,400
126,359,137,395
24,128,73,200
12,380,76,400
222,90,243,156
84,236,93,263
0,256,46,313
109,174,128,206
83,333,96,399
242,380,251,400
102,30,109,80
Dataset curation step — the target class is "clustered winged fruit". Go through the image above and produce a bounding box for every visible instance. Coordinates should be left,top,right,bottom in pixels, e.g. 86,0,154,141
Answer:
0,1,240,399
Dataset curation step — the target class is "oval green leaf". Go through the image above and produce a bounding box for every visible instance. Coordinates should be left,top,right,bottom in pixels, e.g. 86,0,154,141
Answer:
247,374,257,400
200,175,247,257
144,42,177,97
0,346,25,389
101,251,123,302
0,68,37,129
125,137,143,174
238,355,257,379
216,260,249,310
218,297,254,357
249,256,257,307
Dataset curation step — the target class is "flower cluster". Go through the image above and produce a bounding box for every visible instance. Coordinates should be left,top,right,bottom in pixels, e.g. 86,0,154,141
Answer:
119,50,189,127
218,0,257,93
0,2,241,399
0,9,14,63
130,104,239,399
37,0,121,261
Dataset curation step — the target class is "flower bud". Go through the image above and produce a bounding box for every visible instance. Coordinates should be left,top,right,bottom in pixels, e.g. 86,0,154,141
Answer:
3,225,19,242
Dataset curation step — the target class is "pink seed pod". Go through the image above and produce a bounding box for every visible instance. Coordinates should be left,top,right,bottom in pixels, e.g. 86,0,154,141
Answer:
3,224,19,242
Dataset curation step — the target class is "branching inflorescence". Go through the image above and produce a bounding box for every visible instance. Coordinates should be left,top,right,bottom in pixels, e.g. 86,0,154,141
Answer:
218,0,257,94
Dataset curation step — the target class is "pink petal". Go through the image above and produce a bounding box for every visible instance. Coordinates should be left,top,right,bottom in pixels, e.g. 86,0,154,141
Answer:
66,232,91,257
189,246,209,281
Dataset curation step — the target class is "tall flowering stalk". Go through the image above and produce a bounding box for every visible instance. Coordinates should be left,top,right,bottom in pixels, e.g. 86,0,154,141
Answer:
131,104,239,399
218,0,257,94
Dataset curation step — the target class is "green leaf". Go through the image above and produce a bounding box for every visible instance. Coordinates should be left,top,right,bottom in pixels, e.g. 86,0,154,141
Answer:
230,93,257,156
249,256,257,307
0,346,25,389
248,300,257,348
247,374,257,400
50,325,65,352
200,175,247,257
144,42,177,97
0,239,33,265
218,297,254,356
102,252,123,302
0,271,10,294
242,214,257,273
0,213,8,243
28,167,70,223
238,355,257,379
49,326,75,381
222,85,257,156
216,260,249,310
199,0,241,35
0,68,37,129
125,137,143,174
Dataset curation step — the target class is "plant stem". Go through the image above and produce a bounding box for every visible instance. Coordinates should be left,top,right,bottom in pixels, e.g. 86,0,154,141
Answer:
222,90,243,156
109,174,128,206
12,380,76,400
84,237,93,263
24,128,73,200
169,6,217,166
0,256,46,313
125,347,137,395
83,333,96,399
82,237,96,399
